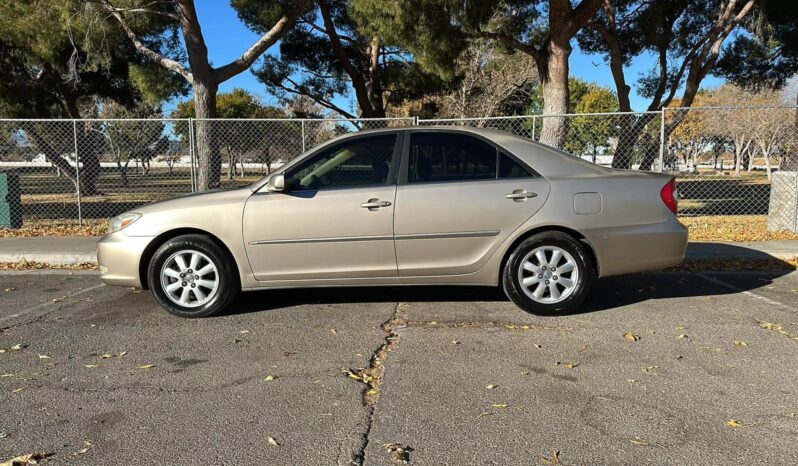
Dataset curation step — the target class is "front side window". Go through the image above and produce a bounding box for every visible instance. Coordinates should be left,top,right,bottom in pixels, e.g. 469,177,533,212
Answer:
285,135,397,190
408,133,497,183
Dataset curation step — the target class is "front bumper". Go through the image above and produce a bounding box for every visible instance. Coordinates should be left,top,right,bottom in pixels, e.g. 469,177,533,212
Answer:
584,216,689,277
96,231,155,288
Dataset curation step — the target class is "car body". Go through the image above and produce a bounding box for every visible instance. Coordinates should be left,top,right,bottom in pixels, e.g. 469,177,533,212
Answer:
97,126,688,317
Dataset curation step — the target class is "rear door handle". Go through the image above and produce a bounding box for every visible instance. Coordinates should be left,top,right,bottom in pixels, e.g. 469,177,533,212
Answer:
361,198,392,210
506,189,537,201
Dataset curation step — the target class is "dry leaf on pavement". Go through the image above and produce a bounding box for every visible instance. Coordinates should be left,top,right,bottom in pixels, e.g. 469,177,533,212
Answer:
623,332,641,341
540,450,561,465
726,419,746,428
138,364,155,370
267,437,280,447
733,340,748,347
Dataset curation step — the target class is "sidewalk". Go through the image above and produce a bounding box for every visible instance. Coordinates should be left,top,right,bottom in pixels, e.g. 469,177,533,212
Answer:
2,236,798,266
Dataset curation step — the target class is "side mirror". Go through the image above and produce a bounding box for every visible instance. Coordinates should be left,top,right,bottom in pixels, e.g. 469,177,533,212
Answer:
268,173,285,192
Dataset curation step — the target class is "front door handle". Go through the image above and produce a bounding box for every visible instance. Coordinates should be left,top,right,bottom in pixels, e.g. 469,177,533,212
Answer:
506,189,537,201
361,198,392,210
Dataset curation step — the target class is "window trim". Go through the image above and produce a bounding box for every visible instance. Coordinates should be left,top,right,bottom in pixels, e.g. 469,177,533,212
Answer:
279,132,404,194
398,129,539,186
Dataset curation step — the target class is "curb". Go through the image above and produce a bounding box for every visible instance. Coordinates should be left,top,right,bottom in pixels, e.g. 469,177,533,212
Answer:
0,252,97,264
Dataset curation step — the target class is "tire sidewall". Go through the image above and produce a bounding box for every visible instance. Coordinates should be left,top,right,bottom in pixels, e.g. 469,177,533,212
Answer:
503,232,594,316
148,235,237,318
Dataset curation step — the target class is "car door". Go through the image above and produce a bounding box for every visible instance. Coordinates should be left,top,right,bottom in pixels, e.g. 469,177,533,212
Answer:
394,131,550,276
243,133,402,281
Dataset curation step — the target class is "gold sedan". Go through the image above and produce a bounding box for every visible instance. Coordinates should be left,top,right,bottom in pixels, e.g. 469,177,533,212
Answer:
98,127,687,317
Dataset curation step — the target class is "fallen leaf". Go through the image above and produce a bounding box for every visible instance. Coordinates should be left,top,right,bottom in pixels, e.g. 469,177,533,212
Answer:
330,328,337,335
563,362,578,369
492,403,508,408
623,332,641,342
0,453,46,466
100,353,113,359
383,443,413,463
642,366,660,374
3,287,15,292
629,438,649,446
428,321,438,325
11,387,25,393
137,364,155,370
677,334,688,339
452,340,460,345
267,437,280,447
733,340,748,347
533,344,542,349
10,344,27,351
37,355,50,360
540,450,561,465
118,351,127,357
725,419,746,428
485,384,497,389
264,375,275,381
239,330,250,334
342,369,362,381
627,379,637,383
83,364,98,368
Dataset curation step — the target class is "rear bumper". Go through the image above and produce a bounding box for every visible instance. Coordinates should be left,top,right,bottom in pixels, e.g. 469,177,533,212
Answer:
96,232,154,288
584,216,688,277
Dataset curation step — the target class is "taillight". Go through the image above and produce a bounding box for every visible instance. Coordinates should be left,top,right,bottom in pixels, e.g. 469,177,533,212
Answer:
660,178,678,215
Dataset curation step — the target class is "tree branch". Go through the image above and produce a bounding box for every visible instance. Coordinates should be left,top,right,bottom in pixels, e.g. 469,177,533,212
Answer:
317,0,372,114
277,77,359,120
478,31,540,62
213,0,309,83
98,0,193,82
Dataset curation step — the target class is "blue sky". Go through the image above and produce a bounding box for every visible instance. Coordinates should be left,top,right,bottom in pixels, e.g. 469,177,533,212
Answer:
180,1,726,114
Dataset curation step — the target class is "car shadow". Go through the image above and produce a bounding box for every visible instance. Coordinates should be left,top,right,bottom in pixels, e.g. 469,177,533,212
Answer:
220,243,794,317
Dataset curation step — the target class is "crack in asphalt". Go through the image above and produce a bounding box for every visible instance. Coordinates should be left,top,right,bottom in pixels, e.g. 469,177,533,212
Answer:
338,302,408,466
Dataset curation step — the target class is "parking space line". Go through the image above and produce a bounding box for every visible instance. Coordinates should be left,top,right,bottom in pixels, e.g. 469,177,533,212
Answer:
0,283,105,325
695,272,798,315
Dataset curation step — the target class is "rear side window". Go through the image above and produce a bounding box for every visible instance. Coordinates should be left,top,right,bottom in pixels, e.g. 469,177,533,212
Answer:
408,133,497,183
499,152,534,178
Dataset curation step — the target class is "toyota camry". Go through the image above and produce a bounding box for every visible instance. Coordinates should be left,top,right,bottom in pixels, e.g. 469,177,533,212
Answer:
97,127,687,317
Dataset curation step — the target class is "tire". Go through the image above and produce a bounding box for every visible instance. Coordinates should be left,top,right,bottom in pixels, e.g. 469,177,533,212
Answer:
147,234,239,318
502,231,594,316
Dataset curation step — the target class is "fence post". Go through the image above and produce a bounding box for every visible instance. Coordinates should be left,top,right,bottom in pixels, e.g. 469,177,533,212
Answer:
72,120,83,226
414,116,419,126
659,108,666,172
301,120,306,152
188,118,196,192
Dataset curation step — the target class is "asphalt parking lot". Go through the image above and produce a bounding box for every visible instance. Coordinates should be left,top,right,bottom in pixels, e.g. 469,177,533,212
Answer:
1,270,797,465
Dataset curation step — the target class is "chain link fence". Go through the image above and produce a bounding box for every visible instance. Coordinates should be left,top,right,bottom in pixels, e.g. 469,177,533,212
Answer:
1,108,797,233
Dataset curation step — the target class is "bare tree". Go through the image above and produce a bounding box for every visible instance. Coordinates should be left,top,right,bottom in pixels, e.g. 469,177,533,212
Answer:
434,44,538,122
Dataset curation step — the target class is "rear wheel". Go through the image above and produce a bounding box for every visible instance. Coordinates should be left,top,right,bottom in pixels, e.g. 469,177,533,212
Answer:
148,234,239,318
502,231,594,316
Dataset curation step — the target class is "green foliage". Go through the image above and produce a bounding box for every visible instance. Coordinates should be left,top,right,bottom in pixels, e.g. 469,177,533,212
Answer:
172,89,286,119
0,0,186,118
241,0,446,117
716,1,798,91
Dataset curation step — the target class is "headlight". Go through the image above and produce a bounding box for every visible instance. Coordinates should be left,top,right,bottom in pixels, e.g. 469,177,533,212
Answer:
107,212,142,234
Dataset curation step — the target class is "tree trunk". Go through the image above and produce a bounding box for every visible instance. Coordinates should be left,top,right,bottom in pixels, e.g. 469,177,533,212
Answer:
538,36,571,149
612,113,657,169
193,79,220,190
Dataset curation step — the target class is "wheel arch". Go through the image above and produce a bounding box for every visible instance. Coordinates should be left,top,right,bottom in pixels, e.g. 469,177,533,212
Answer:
138,228,239,290
498,225,599,283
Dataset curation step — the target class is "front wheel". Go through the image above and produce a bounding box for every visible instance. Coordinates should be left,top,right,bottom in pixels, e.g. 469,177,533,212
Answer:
502,231,594,316
148,234,239,318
